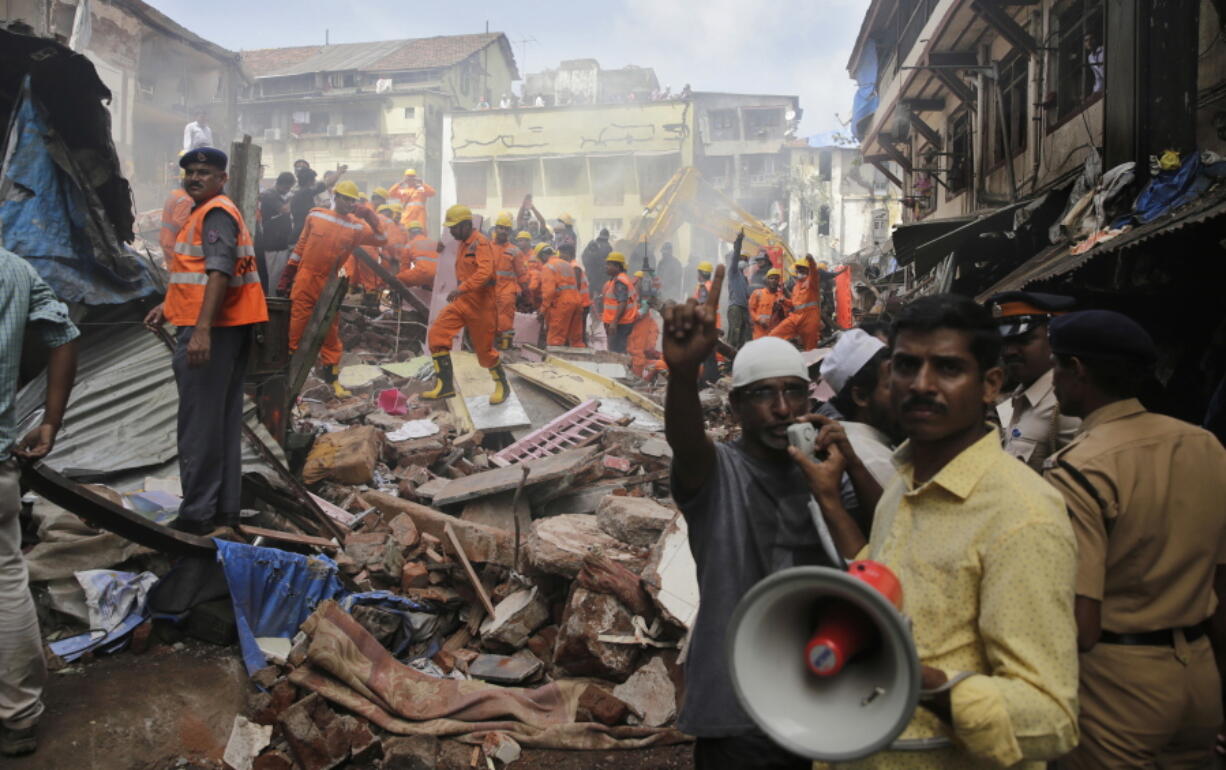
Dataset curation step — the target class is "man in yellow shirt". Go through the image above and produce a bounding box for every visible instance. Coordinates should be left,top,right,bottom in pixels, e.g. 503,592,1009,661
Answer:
793,294,1079,768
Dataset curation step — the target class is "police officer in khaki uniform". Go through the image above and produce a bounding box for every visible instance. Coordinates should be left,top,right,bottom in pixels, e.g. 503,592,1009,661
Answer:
986,291,1080,472
1043,310,1226,768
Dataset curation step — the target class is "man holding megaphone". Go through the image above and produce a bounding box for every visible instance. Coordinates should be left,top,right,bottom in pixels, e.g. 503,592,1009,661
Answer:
781,295,1080,768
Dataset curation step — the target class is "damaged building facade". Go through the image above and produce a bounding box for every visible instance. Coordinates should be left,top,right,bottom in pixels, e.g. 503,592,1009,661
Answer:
239,32,519,231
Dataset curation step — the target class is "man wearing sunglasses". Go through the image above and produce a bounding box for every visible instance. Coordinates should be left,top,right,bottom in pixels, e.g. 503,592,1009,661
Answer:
661,264,844,769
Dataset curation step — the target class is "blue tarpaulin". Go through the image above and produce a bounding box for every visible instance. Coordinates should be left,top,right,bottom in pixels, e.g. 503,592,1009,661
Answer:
851,39,879,141
0,76,156,305
214,540,346,675
1115,152,1226,228
339,591,444,658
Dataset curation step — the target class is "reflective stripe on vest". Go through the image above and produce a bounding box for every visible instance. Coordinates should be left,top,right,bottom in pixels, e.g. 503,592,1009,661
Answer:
307,210,366,230
794,301,819,311
602,273,638,325
405,201,426,208
496,270,517,278
164,194,268,328
547,261,577,288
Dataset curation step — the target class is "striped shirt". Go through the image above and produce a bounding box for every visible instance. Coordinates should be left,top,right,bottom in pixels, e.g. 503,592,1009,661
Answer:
0,249,79,461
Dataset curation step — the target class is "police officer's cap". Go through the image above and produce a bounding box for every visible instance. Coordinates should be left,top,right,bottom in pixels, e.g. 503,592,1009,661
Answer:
179,147,228,171
986,290,1075,337
1048,310,1156,365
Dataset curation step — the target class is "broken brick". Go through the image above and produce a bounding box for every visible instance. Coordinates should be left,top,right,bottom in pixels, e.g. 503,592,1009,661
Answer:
252,749,295,770
552,587,640,681
303,425,383,485
602,454,634,474
400,561,429,591
479,587,549,651
596,494,674,547
577,684,632,726
526,514,649,577
388,513,420,549
382,735,439,770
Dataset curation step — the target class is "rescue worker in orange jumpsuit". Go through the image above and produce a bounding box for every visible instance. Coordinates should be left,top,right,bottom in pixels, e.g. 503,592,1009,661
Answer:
279,180,385,397
626,272,661,378
423,205,511,405
768,254,821,350
396,223,438,290
343,197,394,307
602,252,638,353
143,147,267,535
388,168,436,234
159,186,193,265
748,268,785,340
491,211,520,350
528,243,551,311
540,242,584,347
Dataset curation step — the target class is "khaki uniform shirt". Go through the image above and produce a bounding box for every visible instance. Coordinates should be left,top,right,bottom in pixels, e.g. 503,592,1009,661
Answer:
1043,398,1226,632
847,430,1079,769
996,369,1081,472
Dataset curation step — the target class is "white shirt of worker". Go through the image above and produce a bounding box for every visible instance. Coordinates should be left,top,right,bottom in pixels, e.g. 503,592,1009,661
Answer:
996,368,1080,470
182,121,213,152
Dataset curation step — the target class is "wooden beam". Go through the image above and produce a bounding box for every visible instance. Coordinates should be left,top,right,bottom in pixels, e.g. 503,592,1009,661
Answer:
902,97,946,112
350,246,430,316
287,274,349,401
933,69,977,109
877,139,913,174
928,51,980,68
908,113,942,147
239,525,338,551
972,1,1038,57
864,157,904,190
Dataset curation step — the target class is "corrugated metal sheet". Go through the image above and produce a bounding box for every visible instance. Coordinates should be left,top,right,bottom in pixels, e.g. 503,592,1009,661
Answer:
977,185,1226,299
15,325,283,491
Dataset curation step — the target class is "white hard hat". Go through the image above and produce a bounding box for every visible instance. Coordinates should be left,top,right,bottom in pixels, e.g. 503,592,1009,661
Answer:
731,337,809,389
819,329,887,394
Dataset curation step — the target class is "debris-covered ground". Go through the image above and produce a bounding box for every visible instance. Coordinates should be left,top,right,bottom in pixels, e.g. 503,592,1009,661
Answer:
21,295,714,769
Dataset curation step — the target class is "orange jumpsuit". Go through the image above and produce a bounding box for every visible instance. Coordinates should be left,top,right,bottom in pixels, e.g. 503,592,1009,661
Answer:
540,257,584,347
769,256,822,350
626,310,661,378
288,207,385,367
427,230,499,368
494,241,520,340
160,188,193,264
397,233,438,289
343,213,401,291
834,266,853,330
389,181,436,232
525,256,543,310
749,286,785,340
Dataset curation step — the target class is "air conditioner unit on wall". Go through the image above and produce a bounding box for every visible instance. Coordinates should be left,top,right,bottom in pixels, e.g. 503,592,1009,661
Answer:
327,124,345,137
263,128,283,141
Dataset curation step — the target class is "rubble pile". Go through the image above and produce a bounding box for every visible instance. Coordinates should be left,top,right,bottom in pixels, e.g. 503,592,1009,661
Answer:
226,324,699,768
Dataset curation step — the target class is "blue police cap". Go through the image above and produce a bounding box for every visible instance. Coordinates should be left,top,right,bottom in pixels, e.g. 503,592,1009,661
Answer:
179,147,228,171
1048,310,1156,365
986,291,1076,337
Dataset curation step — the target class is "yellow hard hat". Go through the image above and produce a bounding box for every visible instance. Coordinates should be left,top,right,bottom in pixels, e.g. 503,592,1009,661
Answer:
377,204,394,214
557,213,575,226
333,180,360,200
372,187,389,198
443,204,472,227
606,251,627,266
697,261,714,273
788,264,799,276
515,231,532,240
408,221,423,231
766,268,782,278
534,242,555,257
389,201,404,212
495,211,514,228
816,261,829,271
403,168,418,177
634,270,645,278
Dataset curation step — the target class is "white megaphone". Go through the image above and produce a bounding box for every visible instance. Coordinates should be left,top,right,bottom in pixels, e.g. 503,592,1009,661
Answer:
726,423,923,762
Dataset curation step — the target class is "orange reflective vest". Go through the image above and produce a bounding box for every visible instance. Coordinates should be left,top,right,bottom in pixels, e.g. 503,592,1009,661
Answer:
541,256,579,312
165,194,267,327
495,242,519,288
602,272,639,325
407,233,438,266
160,188,193,262
391,182,436,229
749,287,783,327
455,230,497,295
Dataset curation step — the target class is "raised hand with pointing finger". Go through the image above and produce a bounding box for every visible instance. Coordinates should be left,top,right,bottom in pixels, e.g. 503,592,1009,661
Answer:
662,262,725,374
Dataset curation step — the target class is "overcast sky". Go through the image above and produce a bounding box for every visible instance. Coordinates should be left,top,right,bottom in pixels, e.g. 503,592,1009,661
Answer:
153,0,870,137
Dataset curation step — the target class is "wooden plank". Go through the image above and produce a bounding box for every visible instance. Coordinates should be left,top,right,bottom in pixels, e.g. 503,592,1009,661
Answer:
239,525,337,551
908,112,942,148
431,445,601,507
350,246,429,316
444,522,497,618
933,68,977,109
971,1,1038,57
287,274,348,400
227,134,261,230
863,156,905,190
509,355,664,418
876,139,913,174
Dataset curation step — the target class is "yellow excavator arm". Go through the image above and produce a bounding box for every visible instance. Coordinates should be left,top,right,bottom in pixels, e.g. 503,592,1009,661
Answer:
621,166,795,266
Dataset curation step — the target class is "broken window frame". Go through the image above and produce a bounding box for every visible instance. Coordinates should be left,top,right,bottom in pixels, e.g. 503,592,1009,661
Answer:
708,109,740,141
992,51,1029,165
946,109,972,199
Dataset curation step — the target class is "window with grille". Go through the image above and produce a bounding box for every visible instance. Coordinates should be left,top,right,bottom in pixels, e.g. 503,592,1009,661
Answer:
994,52,1028,161
743,108,785,139
947,110,971,196
709,109,739,141
498,160,539,207
454,162,490,209
1052,0,1105,121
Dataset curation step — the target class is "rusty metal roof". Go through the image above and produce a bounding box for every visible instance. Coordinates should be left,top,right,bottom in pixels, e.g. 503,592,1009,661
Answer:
242,33,513,79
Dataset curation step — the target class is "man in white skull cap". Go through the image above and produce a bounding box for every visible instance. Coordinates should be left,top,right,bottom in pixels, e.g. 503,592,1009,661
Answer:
815,328,900,531
661,266,853,769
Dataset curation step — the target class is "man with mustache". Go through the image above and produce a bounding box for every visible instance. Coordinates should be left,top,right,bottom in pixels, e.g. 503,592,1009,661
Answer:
662,266,838,769
1042,311,1226,768
145,147,268,535
986,291,1081,472
794,294,1079,768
